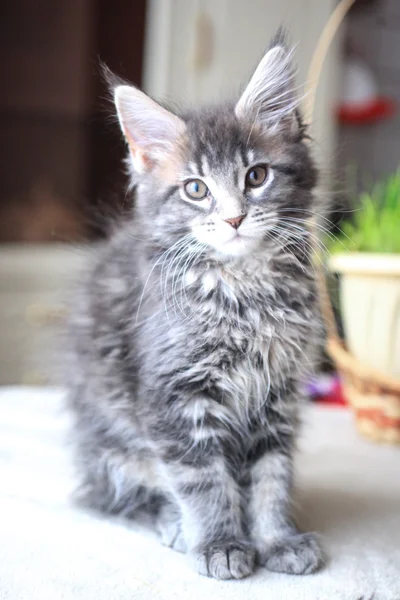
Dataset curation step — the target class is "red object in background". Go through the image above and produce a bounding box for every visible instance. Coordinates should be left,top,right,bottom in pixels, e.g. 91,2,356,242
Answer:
338,98,396,124
308,375,348,407
317,378,347,406
337,56,396,125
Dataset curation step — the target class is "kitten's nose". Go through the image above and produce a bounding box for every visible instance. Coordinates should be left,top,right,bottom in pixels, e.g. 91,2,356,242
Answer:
224,215,246,229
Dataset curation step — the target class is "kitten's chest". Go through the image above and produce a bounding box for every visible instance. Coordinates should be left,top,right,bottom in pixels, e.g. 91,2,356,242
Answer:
185,262,313,385
188,263,283,340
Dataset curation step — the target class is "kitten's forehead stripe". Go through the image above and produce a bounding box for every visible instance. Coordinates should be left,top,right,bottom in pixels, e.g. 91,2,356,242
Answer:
201,155,209,177
192,144,205,177
187,161,198,176
185,108,253,173
239,145,249,168
182,108,271,197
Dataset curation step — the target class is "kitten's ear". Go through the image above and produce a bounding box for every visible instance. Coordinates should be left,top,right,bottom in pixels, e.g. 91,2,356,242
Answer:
114,85,186,173
235,30,298,132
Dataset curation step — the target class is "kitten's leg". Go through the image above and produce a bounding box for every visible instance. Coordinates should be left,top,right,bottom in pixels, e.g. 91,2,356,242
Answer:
166,460,255,579
152,401,255,580
248,448,324,574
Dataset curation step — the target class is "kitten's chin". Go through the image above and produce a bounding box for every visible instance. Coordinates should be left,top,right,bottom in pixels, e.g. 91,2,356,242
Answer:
211,234,260,259
192,226,261,259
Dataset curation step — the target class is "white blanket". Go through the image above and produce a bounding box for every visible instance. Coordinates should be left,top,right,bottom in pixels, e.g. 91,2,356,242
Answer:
1,387,399,600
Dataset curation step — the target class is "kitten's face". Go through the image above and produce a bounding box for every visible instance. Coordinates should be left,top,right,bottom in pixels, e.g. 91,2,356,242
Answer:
114,34,316,260
176,117,276,258
182,163,272,259
149,111,315,259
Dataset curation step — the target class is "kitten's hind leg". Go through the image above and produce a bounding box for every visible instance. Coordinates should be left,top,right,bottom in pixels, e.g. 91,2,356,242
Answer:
73,442,164,519
155,500,187,553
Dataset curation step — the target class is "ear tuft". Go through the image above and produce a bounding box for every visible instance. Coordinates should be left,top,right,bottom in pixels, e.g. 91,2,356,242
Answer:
235,30,299,133
113,84,186,173
268,26,289,51
101,62,126,93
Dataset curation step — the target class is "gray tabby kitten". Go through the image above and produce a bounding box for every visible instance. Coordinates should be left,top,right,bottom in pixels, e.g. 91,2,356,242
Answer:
67,32,325,580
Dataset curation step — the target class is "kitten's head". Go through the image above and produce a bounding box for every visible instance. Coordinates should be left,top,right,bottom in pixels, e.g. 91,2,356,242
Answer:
114,32,316,260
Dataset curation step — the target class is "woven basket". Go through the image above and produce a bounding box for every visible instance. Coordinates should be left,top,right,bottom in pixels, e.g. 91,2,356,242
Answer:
306,0,400,444
327,338,400,444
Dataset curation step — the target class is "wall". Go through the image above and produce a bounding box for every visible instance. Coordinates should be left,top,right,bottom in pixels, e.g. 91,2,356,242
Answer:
143,0,340,172
338,0,400,183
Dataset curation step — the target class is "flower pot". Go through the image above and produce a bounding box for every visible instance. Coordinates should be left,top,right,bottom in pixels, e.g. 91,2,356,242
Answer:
329,253,400,444
330,253,400,379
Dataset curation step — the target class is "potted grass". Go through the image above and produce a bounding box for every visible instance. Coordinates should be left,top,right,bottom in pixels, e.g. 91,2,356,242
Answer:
328,170,400,443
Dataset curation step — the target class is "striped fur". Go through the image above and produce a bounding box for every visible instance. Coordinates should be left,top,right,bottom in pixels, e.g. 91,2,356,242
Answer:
67,34,325,580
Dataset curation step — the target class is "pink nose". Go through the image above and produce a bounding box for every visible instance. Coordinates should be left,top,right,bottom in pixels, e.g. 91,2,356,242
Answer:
224,215,246,229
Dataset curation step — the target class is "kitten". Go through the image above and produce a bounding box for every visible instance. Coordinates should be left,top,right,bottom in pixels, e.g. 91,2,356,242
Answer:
67,31,325,580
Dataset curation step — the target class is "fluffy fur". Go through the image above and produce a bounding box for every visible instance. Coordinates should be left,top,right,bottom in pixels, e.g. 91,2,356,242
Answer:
67,32,325,580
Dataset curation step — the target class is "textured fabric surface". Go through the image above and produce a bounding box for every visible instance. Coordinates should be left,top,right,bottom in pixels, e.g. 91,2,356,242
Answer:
1,387,399,600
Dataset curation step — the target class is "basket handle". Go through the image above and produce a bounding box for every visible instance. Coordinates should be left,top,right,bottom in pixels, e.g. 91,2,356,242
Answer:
304,0,356,343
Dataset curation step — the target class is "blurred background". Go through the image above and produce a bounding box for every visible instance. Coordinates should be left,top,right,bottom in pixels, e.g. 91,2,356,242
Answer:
0,0,399,390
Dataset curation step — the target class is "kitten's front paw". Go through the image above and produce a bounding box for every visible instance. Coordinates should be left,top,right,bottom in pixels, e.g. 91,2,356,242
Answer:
193,541,256,580
258,533,325,575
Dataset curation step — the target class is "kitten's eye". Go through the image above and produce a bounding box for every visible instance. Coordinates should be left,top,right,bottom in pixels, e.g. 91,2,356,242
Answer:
184,179,208,200
246,165,268,188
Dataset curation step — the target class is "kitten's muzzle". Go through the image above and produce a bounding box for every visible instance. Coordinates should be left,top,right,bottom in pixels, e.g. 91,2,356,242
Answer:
224,214,246,229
